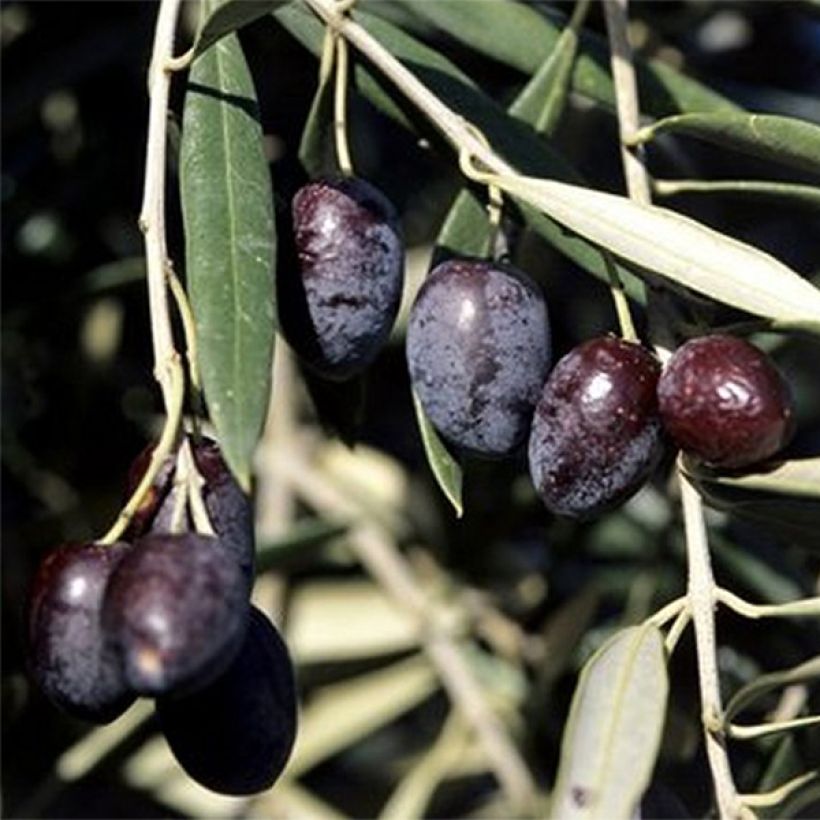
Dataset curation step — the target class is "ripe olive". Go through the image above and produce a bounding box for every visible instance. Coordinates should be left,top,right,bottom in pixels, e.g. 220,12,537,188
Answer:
528,336,664,518
657,334,795,469
406,258,551,457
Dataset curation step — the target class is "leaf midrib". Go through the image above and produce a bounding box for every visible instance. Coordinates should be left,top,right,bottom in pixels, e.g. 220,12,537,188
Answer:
214,38,246,443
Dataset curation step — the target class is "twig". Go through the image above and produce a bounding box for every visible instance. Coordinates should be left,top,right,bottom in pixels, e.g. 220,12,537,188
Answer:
272,450,537,812
681,474,747,818
100,0,189,544
138,0,185,406
717,588,820,619
602,2,745,816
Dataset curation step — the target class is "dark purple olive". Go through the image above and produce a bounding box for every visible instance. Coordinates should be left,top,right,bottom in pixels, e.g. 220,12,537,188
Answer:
528,336,664,518
27,541,135,723
287,176,404,381
158,606,297,795
192,438,255,589
102,533,249,697
123,441,177,539
406,258,551,457
658,334,795,469
124,436,255,590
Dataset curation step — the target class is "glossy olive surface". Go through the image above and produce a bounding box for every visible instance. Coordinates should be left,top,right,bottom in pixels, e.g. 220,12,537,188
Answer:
286,176,404,380
102,533,249,697
658,334,795,469
406,259,551,457
158,606,297,795
528,337,663,518
27,541,135,723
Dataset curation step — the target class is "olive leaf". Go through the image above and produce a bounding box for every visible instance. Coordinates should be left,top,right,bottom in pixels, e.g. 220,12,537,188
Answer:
683,456,820,500
396,0,740,117
411,389,463,518
653,179,820,211
192,0,288,58
632,112,820,176
180,33,276,491
550,624,668,820
494,175,820,329
725,656,820,723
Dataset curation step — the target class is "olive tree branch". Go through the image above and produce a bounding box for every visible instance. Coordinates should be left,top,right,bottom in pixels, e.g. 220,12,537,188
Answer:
602,2,746,816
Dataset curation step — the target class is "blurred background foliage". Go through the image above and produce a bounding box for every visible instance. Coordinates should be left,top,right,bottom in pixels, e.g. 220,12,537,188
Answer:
3,1,820,817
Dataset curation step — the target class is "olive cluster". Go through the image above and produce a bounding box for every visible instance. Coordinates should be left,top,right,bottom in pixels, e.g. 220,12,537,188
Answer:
26,436,297,796
283,176,795,519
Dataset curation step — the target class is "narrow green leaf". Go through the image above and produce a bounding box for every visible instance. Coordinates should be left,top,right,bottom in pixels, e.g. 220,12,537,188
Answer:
496,175,820,327
412,389,463,518
181,34,276,491
633,113,820,176
653,179,820,211
550,624,668,820
725,657,820,723
397,0,739,118
684,456,820,500
434,189,493,262
193,0,286,58
508,0,591,133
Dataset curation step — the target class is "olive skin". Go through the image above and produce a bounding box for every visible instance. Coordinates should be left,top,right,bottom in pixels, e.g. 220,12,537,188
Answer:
658,334,795,469
158,606,297,796
406,259,551,458
528,337,664,518
102,533,250,697
287,176,404,381
27,541,135,724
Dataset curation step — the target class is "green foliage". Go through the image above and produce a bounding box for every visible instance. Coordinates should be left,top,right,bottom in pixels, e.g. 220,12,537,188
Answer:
180,31,276,490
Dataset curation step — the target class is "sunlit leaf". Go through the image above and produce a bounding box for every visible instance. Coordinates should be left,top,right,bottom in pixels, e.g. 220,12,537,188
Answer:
288,579,419,663
683,456,820,500
633,113,820,176
181,33,276,490
495,175,820,328
550,624,668,820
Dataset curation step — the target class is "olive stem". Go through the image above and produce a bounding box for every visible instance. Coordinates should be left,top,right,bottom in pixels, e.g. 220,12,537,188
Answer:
273,449,537,812
333,35,354,176
602,2,744,816
99,356,185,544
681,473,749,819
716,588,820,619
101,0,190,543
644,595,686,627
332,0,356,176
